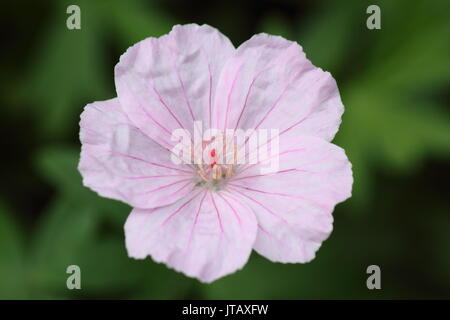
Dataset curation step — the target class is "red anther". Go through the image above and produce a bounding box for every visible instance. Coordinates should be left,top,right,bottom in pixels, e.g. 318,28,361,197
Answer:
210,161,217,168
210,149,216,158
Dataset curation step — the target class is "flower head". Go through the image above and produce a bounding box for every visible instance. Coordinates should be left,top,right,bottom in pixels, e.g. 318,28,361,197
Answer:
79,24,353,283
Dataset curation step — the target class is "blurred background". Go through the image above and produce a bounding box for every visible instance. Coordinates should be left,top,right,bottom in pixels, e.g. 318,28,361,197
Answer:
1,0,449,299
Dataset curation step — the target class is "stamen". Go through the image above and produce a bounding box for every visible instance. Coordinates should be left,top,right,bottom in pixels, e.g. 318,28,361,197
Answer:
225,164,233,178
195,145,236,186
198,165,209,182
224,143,237,178
212,164,222,180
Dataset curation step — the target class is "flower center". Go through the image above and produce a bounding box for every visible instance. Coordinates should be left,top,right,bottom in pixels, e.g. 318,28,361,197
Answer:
195,148,236,189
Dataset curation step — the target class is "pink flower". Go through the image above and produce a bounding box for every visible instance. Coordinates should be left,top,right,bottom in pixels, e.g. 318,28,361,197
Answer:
79,24,353,283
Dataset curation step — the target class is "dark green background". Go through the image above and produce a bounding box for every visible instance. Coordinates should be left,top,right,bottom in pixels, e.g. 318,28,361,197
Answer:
1,0,449,299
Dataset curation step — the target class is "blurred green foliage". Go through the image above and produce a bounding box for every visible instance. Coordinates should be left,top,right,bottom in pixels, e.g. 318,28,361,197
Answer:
0,0,449,299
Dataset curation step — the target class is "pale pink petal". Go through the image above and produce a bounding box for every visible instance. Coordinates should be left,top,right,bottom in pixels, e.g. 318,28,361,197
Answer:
79,98,195,209
212,33,343,143
124,190,257,283
115,24,235,149
228,136,353,263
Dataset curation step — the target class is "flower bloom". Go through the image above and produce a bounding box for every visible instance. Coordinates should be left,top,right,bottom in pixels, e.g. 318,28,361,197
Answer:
79,24,353,282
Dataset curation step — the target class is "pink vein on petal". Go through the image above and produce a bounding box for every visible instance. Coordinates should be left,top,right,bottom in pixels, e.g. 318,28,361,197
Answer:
210,191,224,233
217,192,242,226
229,183,330,210
162,190,204,226
233,148,306,178
123,174,190,180
110,151,193,174
231,168,300,181
233,68,268,130
223,64,243,130
143,178,193,195
235,69,325,159
125,74,174,137
168,44,196,122
152,86,189,133
186,191,208,250
227,185,289,224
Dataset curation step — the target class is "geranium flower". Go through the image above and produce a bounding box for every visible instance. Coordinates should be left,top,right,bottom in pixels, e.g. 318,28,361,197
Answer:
78,24,353,283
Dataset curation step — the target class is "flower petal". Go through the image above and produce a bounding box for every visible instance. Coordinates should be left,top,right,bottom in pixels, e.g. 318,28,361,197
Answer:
124,190,257,283
115,24,235,149
212,33,343,142
228,136,353,263
79,98,195,209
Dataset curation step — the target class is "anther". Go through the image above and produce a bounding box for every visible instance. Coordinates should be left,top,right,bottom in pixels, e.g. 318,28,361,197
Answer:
212,164,222,180
225,164,233,178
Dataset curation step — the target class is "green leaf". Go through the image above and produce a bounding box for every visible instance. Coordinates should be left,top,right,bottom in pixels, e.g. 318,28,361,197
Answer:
0,201,27,298
299,0,365,75
30,197,98,293
205,235,366,299
21,0,111,137
258,12,295,40
32,146,190,297
20,0,173,138
103,0,174,44
36,146,129,225
299,0,450,205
